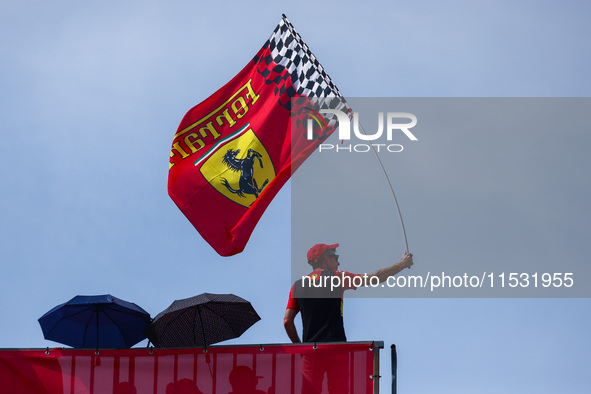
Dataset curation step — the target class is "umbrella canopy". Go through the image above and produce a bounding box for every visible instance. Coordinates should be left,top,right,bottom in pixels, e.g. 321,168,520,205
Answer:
38,294,151,348
145,293,260,348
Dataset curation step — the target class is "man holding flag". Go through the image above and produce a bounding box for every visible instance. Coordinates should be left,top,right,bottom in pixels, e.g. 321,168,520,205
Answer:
284,243,414,343
284,243,413,392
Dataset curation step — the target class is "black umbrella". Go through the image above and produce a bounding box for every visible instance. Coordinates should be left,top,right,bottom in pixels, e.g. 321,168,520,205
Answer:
144,293,260,348
38,294,151,349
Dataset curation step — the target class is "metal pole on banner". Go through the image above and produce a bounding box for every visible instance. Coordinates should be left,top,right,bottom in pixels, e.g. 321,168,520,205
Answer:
391,344,397,394
372,343,381,393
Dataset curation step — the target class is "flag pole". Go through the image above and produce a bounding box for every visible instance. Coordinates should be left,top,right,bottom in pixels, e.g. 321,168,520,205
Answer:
358,122,410,253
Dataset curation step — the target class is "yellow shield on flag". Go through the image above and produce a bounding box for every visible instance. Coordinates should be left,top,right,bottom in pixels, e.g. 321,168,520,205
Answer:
199,128,276,208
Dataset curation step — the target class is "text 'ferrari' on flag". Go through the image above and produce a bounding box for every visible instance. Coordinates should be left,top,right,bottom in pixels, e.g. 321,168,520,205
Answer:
168,15,350,256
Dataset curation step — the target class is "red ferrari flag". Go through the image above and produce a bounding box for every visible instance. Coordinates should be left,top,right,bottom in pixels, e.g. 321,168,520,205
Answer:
168,15,349,256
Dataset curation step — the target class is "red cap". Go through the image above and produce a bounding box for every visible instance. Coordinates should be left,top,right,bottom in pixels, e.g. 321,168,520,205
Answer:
307,243,339,266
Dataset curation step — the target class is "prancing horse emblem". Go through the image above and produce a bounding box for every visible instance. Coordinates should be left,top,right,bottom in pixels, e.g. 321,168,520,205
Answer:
220,148,269,198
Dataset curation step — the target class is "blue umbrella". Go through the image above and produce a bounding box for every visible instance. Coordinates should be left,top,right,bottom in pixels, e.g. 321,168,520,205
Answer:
38,294,151,349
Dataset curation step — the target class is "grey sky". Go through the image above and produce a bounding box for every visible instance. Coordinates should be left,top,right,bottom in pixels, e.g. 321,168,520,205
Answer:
1,1,590,393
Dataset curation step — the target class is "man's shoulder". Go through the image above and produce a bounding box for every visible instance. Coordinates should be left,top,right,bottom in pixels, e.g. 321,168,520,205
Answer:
335,269,360,277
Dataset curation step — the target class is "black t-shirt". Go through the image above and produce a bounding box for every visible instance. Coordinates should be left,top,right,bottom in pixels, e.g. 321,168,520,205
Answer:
293,270,346,342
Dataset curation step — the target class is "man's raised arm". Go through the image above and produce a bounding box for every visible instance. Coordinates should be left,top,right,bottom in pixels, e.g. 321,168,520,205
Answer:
368,252,414,283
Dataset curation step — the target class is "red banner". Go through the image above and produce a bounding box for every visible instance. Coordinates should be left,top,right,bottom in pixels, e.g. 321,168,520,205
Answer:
168,15,349,256
0,342,380,393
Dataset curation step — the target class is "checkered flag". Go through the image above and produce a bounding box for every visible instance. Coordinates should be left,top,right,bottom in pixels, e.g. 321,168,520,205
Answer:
255,14,351,120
